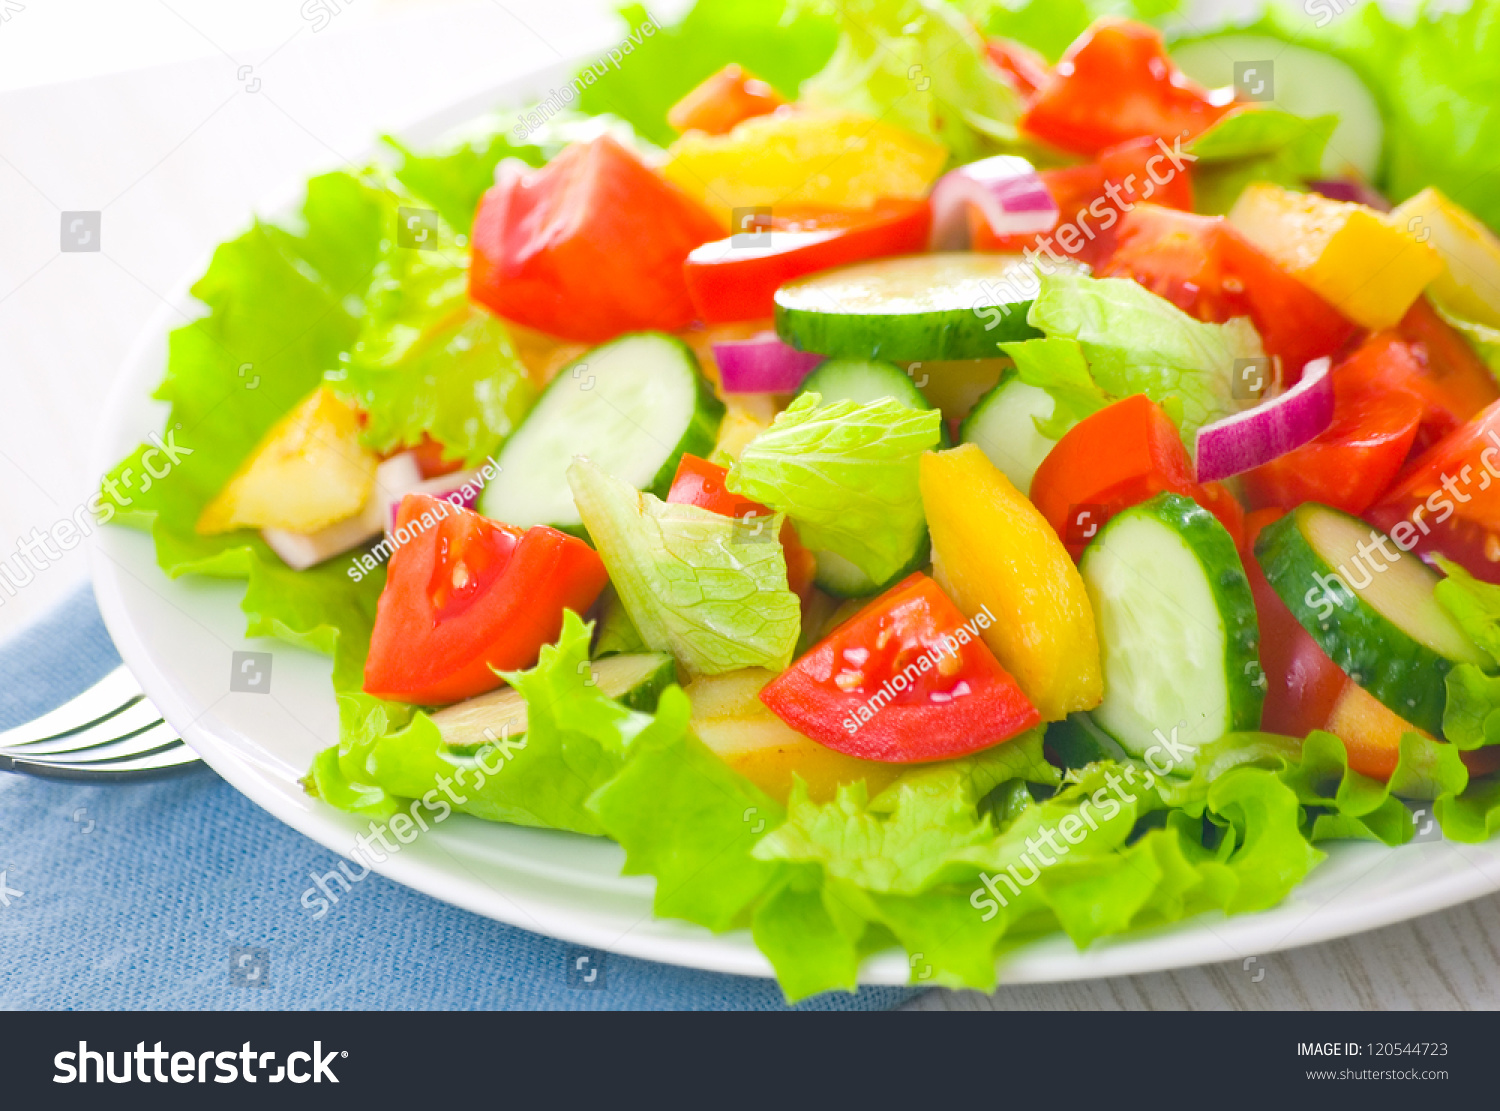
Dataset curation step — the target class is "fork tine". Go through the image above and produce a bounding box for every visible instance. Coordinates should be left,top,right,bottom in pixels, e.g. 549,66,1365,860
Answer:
1,696,166,756
0,740,204,781
0,666,146,749
5,718,180,764
0,663,204,782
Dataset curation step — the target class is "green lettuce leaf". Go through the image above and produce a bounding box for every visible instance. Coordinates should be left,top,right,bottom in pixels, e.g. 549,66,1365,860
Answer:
997,336,1108,438
977,0,1182,62
726,393,942,584
793,0,1025,159
588,705,788,931
1293,0,1500,232
1433,557,1500,664
575,0,838,148
1433,302,1500,375
1026,269,1266,448
1173,728,1472,844
100,169,395,715
748,750,1317,995
1443,667,1500,751
331,231,534,467
103,170,388,552
568,459,801,676
1188,108,1337,216
754,736,1059,895
311,611,670,835
384,127,543,234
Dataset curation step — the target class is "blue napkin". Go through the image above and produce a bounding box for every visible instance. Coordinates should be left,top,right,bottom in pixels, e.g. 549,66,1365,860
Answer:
0,586,919,1010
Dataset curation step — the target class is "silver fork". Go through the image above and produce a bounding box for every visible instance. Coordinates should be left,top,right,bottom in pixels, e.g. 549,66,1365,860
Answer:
0,665,203,781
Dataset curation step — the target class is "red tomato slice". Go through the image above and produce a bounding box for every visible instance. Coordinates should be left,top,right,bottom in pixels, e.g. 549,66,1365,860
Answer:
1396,297,1500,428
469,135,724,343
667,64,786,136
683,199,931,323
1366,398,1500,583
1019,19,1233,156
363,495,609,705
1243,508,1349,738
1243,338,1427,515
1333,331,1465,454
1029,394,1240,558
1098,204,1357,379
760,573,1040,763
971,138,1193,264
984,37,1051,98
665,454,816,598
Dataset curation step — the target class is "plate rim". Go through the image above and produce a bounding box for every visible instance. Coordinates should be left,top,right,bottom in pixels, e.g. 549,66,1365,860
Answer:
86,61,1500,992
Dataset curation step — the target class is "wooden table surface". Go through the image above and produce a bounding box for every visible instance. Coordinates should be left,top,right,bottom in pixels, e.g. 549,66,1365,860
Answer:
0,0,1492,1011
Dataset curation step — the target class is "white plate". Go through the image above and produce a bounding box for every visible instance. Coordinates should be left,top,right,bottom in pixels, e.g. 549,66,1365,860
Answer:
90,66,1500,990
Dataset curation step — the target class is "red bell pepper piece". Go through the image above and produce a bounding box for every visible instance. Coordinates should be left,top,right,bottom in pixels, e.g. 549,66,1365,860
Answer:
1029,394,1241,558
683,199,931,323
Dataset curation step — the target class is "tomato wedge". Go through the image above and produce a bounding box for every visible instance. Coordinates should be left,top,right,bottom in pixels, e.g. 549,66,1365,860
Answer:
683,199,931,323
1396,297,1500,429
469,135,724,343
1243,337,1426,515
1366,398,1500,583
1243,508,1349,738
1098,204,1357,379
665,454,816,597
1019,19,1233,156
363,494,608,705
760,573,1040,763
971,137,1193,264
667,64,786,136
1029,394,1241,558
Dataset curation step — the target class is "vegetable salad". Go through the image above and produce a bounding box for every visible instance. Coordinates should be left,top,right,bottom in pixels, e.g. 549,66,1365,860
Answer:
106,0,1500,1000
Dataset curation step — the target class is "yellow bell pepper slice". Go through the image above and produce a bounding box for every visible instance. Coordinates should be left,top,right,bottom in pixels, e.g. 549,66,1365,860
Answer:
920,444,1102,721
1390,187,1500,329
661,108,948,224
1228,182,1443,330
197,386,377,535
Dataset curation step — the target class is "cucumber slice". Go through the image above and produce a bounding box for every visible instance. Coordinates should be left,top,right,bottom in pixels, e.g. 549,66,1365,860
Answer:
431,652,675,754
1169,35,1383,180
797,356,952,446
774,253,1043,362
798,357,928,409
812,539,930,599
1255,503,1488,735
478,333,723,533
1080,493,1262,773
591,584,647,658
959,371,1064,496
